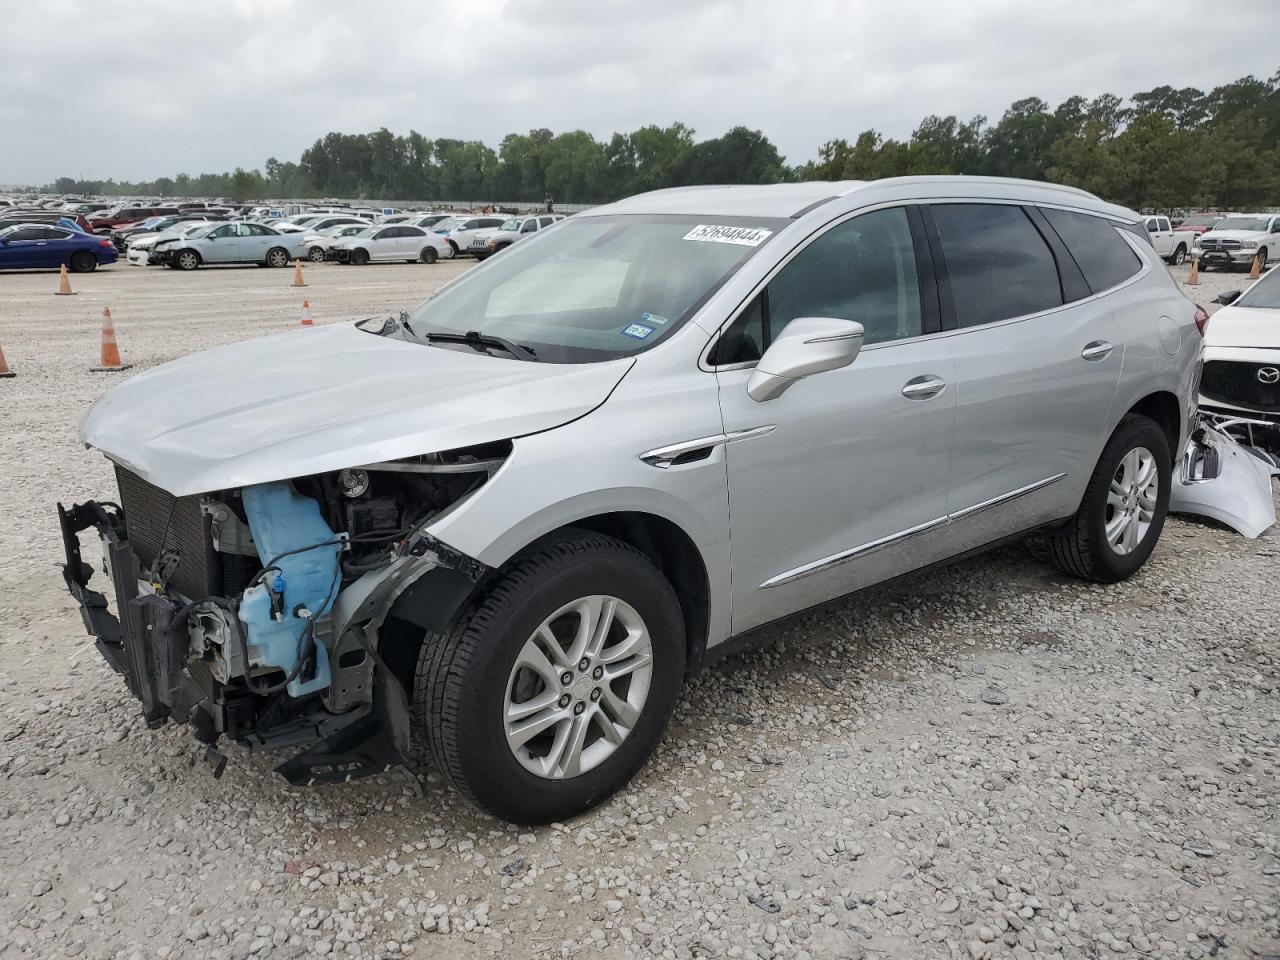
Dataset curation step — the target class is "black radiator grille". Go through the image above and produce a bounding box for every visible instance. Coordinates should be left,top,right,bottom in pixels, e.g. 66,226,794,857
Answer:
1201,360,1280,412
114,465,218,600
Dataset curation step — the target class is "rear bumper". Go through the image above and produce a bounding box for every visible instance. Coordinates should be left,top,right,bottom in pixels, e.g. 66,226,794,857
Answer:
57,499,412,783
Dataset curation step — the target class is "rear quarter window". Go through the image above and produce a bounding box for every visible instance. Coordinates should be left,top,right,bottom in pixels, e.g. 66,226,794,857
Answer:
1040,208,1143,295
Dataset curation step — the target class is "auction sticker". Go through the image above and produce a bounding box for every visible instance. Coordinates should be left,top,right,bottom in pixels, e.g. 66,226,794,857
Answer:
682,224,773,246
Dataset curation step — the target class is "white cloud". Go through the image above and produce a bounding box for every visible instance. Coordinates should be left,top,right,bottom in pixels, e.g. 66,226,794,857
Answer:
0,0,1271,183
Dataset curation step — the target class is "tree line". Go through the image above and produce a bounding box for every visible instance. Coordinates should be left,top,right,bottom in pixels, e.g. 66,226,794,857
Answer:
45,71,1280,211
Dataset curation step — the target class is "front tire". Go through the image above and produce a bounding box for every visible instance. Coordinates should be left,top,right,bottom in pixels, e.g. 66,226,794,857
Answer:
265,247,290,268
350,248,370,265
1046,414,1171,583
414,532,685,823
1257,248,1269,271
1171,244,1187,266
70,251,97,273
175,249,201,271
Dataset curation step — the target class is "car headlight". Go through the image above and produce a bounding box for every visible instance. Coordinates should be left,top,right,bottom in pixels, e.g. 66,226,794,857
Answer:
1242,240,1258,249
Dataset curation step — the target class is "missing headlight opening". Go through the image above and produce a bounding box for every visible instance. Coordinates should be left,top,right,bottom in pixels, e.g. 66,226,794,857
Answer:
58,439,507,785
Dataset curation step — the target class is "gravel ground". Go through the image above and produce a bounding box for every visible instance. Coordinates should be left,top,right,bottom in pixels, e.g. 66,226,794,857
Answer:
1,260,1277,960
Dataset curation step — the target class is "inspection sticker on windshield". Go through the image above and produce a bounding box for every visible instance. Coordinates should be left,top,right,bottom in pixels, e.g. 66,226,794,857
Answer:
682,224,773,247
640,312,670,326
622,323,655,340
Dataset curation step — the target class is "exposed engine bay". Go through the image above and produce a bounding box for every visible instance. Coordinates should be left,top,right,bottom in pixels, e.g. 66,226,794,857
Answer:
58,441,506,783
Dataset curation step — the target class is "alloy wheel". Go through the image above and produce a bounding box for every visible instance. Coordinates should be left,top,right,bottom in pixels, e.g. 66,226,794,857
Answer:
1105,446,1158,555
504,595,654,779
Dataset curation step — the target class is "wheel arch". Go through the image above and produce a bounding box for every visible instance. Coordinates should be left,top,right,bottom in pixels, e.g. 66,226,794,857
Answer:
1124,390,1181,464
379,509,713,697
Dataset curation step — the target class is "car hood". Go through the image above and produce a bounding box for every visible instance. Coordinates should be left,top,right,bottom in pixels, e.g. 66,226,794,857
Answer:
1204,305,1280,349
80,321,634,496
1200,230,1267,242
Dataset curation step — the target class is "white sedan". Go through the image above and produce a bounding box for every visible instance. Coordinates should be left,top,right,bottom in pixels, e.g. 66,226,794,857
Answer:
302,223,371,262
328,225,454,264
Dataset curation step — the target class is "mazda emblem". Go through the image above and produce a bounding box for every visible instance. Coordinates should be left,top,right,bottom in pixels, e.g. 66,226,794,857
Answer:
1258,366,1280,384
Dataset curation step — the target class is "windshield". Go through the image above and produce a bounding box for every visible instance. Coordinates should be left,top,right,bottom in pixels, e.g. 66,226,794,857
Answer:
404,214,784,363
499,219,520,231
433,217,462,232
1215,216,1270,233
1235,268,1280,309
1181,215,1221,227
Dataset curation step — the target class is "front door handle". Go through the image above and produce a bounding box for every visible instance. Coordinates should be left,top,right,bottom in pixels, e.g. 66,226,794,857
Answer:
902,375,947,400
1081,340,1114,361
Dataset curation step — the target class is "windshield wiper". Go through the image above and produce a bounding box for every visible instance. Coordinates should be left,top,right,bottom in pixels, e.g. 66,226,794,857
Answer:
420,330,539,362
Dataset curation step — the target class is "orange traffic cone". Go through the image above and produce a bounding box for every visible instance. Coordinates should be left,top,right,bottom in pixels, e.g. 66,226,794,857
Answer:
293,259,307,287
301,299,313,326
0,337,14,378
56,264,76,296
1250,254,1262,280
90,306,132,372
1187,256,1199,286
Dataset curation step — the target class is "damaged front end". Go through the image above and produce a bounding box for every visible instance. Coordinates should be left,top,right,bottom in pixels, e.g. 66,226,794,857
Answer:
1169,415,1278,539
57,444,502,783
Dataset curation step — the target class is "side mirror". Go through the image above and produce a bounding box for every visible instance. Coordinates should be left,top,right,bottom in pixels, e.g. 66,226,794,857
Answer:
1214,290,1242,305
747,317,865,402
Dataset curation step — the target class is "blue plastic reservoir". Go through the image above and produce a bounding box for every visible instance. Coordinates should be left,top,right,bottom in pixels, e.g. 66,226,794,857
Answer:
238,482,342,698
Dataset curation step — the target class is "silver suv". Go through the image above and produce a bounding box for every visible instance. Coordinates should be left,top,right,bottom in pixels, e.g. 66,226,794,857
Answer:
60,177,1202,822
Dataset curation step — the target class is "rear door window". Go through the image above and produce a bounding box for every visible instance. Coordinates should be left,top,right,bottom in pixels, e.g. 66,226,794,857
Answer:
1040,208,1143,295
929,203,1062,327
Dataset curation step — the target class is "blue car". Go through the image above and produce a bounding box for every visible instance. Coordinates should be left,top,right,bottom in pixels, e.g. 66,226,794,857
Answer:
0,223,120,272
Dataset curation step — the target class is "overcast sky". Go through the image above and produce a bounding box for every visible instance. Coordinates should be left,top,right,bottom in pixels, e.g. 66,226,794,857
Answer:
1,0,1274,184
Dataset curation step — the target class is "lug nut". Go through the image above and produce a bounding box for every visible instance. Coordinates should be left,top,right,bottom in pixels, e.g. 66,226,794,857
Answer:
573,702,586,715
578,657,590,671
591,666,604,680
590,688,602,702
558,693,571,708
561,671,573,686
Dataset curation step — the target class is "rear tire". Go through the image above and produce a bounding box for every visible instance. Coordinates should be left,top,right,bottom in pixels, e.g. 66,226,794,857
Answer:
70,251,97,273
1046,414,1171,583
413,531,685,823
420,247,438,264
1258,248,1269,271
350,248,370,266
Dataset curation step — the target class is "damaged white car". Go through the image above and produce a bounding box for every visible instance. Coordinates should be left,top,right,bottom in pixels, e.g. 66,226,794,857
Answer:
63,177,1208,822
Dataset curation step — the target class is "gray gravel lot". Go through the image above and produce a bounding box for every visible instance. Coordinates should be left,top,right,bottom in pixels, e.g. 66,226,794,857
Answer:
1,260,1277,960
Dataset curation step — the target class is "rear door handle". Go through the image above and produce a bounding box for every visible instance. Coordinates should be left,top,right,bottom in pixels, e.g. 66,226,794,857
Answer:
1081,340,1114,361
902,375,947,400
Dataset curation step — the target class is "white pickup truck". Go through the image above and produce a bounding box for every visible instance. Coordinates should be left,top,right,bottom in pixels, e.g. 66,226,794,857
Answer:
1195,212,1280,273
1142,215,1197,265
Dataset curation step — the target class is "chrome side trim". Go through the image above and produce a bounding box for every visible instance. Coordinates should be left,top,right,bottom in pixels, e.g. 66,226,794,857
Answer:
759,516,948,589
759,472,1067,589
947,472,1067,522
640,425,776,469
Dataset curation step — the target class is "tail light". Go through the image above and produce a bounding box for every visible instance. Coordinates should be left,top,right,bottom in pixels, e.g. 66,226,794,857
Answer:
1193,305,1210,336
99,238,114,248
